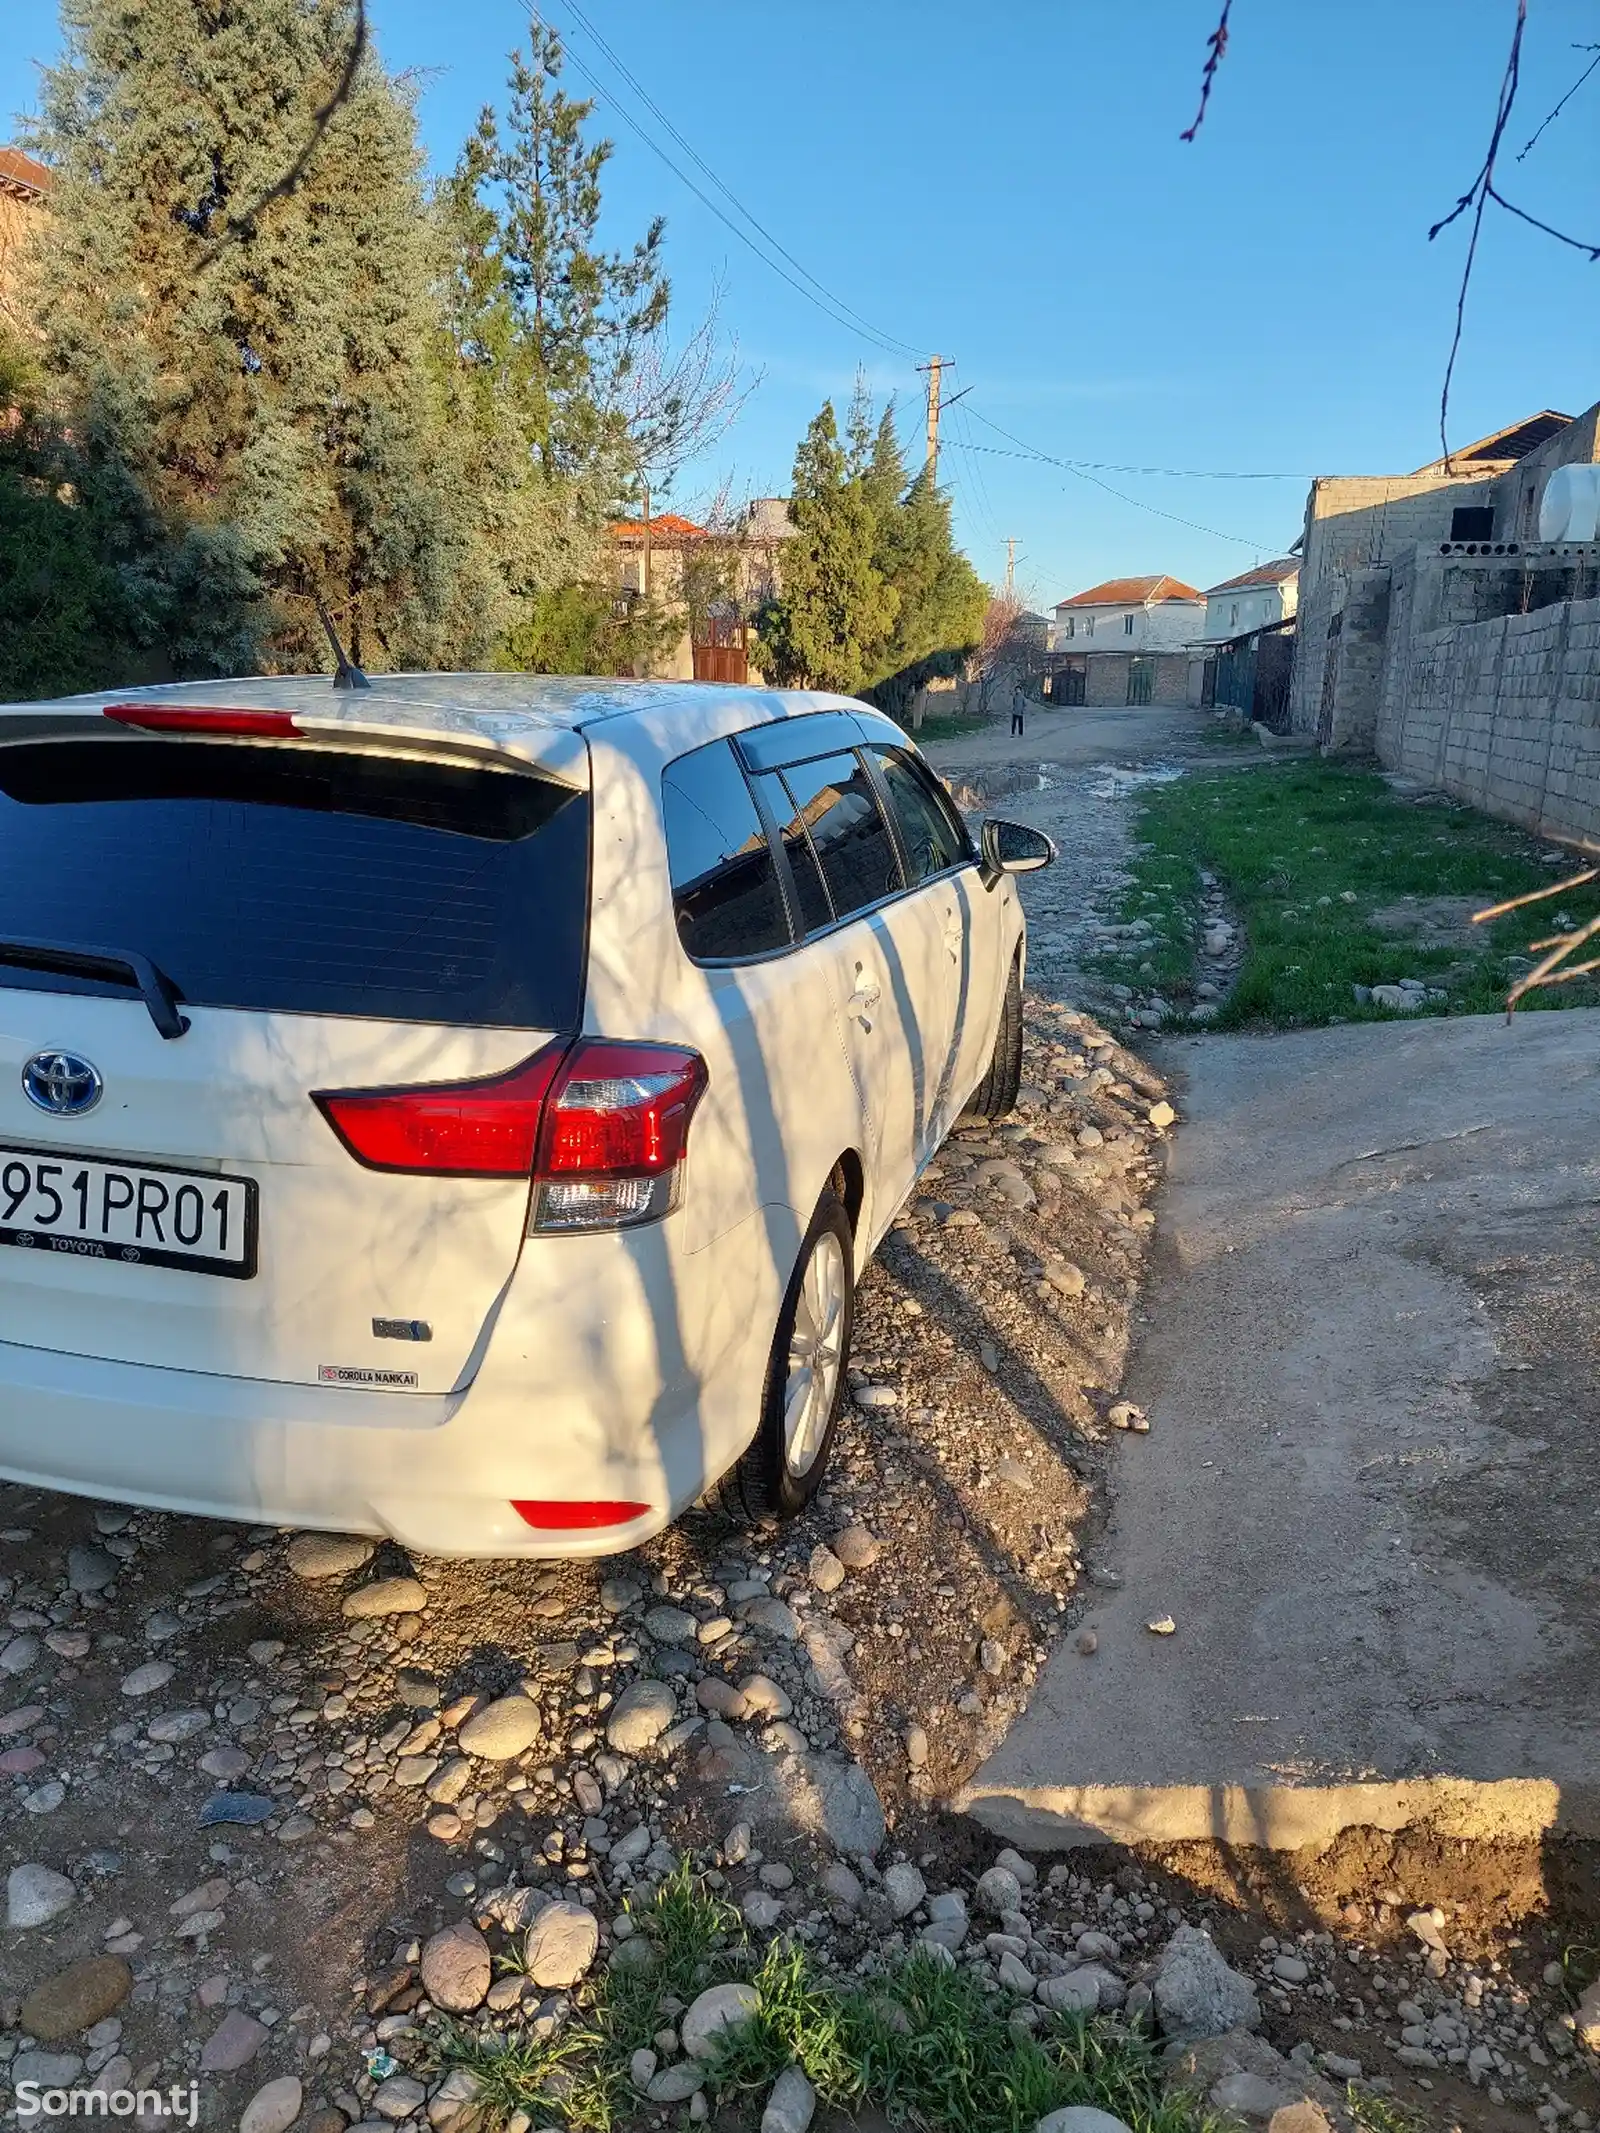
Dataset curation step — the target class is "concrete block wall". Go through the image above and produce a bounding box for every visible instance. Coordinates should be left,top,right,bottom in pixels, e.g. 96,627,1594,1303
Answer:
1085,654,1130,706
1378,595,1600,842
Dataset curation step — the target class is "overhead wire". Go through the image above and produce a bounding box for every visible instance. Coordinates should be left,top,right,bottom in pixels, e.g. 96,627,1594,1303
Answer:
545,1,924,364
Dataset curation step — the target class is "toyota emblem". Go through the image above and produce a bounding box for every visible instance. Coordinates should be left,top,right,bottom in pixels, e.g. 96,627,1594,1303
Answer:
21,1051,104,1117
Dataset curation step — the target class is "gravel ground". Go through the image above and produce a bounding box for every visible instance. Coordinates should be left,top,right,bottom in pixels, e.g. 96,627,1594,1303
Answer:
3,749,1598,2133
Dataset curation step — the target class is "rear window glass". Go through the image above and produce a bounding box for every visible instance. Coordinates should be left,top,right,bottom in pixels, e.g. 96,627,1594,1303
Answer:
662,739,789,962
0,740,588,1028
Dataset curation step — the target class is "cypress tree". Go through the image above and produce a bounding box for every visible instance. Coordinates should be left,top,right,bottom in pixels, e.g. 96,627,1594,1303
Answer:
756,401,898,695
27,0,489,675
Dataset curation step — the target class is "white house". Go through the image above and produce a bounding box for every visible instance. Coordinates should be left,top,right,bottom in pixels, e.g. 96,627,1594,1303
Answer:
1200,559,1299,641
1045,574,1205,706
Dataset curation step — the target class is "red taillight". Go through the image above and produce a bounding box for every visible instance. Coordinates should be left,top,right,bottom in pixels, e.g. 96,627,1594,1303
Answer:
104,703,301,737
540,1042,708,1178
312,1039,707,1228
314,1045,566,1177
511,1499,651,1530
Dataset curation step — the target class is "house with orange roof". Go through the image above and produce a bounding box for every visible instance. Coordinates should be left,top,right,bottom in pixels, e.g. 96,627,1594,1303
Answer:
0,146,49,325
1044,573,1206,706
607,498,792,681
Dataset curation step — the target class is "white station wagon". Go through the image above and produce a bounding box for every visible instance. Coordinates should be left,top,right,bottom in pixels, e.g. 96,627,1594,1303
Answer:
0,676,1052,1555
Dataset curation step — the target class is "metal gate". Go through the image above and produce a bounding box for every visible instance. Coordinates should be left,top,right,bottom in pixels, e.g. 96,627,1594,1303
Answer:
1127,656,1155,706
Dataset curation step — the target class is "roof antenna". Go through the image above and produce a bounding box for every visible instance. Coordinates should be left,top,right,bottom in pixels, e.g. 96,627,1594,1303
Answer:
315,598,371,691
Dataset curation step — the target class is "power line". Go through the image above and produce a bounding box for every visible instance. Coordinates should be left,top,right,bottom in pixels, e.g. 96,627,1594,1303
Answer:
954,407,1283,551
544,3,924,364
946,435,1308,481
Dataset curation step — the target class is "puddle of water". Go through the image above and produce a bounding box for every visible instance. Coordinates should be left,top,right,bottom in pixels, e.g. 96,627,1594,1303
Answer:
1087,762,1186,800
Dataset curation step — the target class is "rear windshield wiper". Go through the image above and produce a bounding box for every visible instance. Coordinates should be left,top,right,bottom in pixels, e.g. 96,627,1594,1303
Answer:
0,937,190,1039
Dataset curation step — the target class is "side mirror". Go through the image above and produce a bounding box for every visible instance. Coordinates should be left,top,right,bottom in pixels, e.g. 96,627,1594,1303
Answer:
980,817,1057,886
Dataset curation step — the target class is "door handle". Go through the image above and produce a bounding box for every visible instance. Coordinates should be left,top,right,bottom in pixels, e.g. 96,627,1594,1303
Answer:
847,964,881,1030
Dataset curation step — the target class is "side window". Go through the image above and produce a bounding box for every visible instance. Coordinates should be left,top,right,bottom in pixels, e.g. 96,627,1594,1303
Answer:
770,751,902,929
662,738,790,962
873,750,971,885
752,771,834,937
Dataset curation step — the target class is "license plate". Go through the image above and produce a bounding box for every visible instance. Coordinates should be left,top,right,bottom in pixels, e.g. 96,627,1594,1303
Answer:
0,1144,257,1279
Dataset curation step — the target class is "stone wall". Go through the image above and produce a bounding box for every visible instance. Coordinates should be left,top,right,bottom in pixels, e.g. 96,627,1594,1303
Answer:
1376,595,1600,842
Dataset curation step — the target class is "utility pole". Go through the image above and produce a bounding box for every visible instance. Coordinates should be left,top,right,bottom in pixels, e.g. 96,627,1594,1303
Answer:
917,354,951,478
1005,537,1017,598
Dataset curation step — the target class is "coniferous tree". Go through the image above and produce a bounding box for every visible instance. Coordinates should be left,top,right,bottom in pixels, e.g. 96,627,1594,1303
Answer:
27,0,491,674
756,401,898,694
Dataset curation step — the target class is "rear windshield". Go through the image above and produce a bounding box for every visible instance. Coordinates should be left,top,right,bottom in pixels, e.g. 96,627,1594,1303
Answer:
0,739,589,1028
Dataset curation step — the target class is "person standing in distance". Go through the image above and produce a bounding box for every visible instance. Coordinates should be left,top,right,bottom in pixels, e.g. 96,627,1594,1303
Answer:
1011,680,1027,738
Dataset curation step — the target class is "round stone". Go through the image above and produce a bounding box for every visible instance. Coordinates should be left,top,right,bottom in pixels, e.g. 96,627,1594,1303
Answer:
240,2075,303,2133
419,1920,492,2012
287,1533,375,1580
522,1900,600,1988
67,1545,119,1593
119,1662,174,1697
7,1863,76,1928
681,1981,760,2060
831,1525,880,1571
605,1679,678,1755
1033,2111,1134,2133
643,1606,699,1646
20,1957,132,2041
341,1576,428,1618
457,1695,540,1761
975,1865,1022,1917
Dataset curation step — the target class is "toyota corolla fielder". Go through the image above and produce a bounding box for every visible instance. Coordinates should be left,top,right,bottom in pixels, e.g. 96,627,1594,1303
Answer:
0,675,1053,1555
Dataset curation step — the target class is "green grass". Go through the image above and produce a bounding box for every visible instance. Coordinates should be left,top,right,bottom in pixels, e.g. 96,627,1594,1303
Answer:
904,709,992,744
1093,760,1600,1030
429,1870,1219,2133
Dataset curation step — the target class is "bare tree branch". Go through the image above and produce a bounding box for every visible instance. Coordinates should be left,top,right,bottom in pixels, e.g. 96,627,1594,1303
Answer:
1516,41,1600,159
610,280,760,493
1179,0,1235,143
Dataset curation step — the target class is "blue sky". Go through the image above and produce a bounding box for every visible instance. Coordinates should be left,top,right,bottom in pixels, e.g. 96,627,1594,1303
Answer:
5,1,1597,606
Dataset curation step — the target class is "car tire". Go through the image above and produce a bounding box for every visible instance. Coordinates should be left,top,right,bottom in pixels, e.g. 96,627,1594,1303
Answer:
713,1188,855,1527
962,956,1023,1122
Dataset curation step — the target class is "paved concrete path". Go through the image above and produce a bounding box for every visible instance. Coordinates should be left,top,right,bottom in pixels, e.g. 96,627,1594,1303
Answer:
961,1008,1600,1851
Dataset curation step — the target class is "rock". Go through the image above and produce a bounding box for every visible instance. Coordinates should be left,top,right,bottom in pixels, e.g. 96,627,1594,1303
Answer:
1272,1954,1309,1984
1075,1630,1098,1656
1147,1101,1176,1130
148,1708,210,1743
742,1890,784,1930
1145,1616,1176,1636
997,1951,1035,1995
372,2077,427,2122
1371,984,1422,1013
1033,2112,1134,2133
241,2076,304,2133
426,1759,473,1805
342,1576,427,1618
420,1921,492,2012
682,1981,761,2060
904,1724,929,1771
630,2048,658,2090
644,1606,700,1645
853,1384,898,1409
1575,1976,1600,2052
881,1863,926,1920
24,1780,66,1814
426,2069,481,2130
120,1661,174,1697
808,1545,845,1594
762,2066,817,2133
458,1695,540,1760
831,1525,881,1572
975,1865,1022,1917
820,1863,862,1910
739,1596,801,1640
1045,1259,1087,1298
7,1863,76,1928
646,2065,705,2105
773,1752,885,1855
739,1674,793,1719
696,1679,748,1720
287,1533,375,1580
606,1679,678,1754
20,1958,133,2040
11,2053,85,2089
200,1746,252,1781
1038,1971,1102,2015
67,1545,119,1593
522,1901,599,1988
200,2011,270,2073
0,1635,40,1675
1154,1927,1261,2040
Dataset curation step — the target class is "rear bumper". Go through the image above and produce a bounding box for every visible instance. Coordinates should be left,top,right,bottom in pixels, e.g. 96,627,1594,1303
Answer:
0,1201,798,1557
